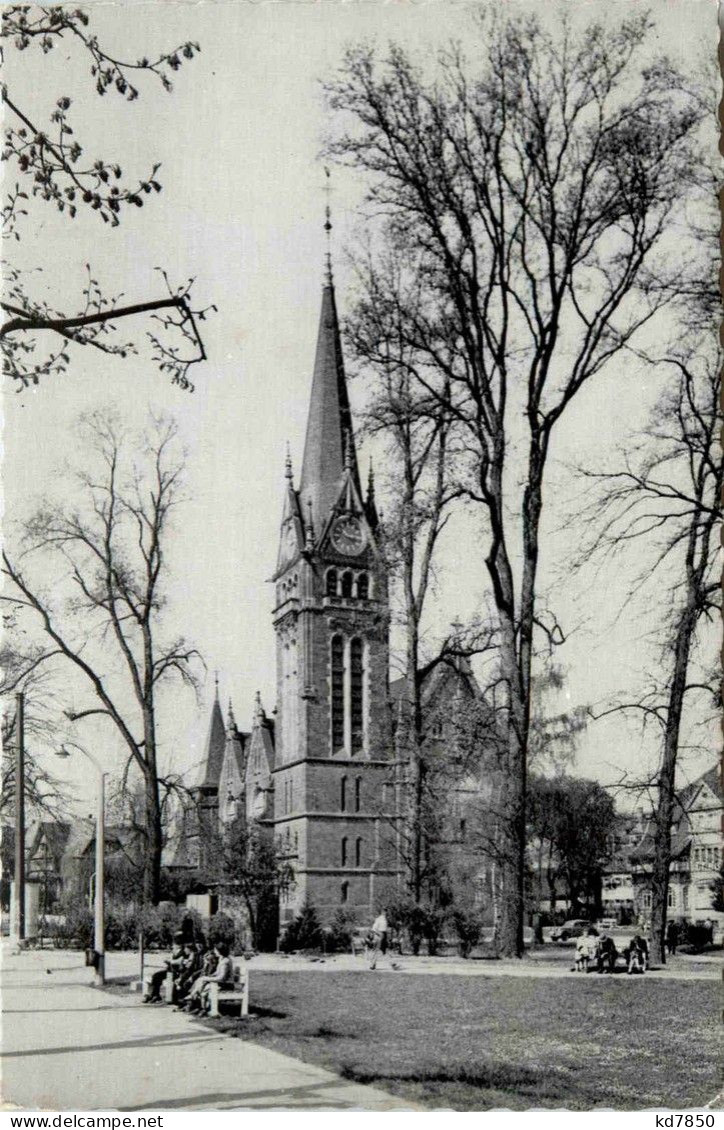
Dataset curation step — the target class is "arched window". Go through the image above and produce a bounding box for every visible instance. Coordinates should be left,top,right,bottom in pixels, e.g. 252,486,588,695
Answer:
340,775,347,811
341,880,349,904
357,572,369,600
340,570,353,598
355,837,363,867
326,568,337,596
355,776,361,813
350,638,364,755
341,837,348,866
330,635,345,754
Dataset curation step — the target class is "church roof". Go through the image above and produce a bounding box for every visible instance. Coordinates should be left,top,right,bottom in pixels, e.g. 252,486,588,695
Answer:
197,693,227,789
298,280,362,531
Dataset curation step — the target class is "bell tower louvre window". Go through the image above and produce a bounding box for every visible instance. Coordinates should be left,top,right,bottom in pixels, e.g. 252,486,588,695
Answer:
350,638,364,755
340,570,353,598
357,572,369,599
326,568,338,596
331,635,345,754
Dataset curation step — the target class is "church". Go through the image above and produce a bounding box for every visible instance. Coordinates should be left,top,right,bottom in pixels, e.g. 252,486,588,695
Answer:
180,256,417,926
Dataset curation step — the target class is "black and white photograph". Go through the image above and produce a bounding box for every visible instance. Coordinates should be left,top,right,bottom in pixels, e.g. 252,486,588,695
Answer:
1,0,721,1116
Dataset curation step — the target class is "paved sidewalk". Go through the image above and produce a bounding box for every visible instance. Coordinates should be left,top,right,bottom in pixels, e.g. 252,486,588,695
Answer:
1,947,417,1111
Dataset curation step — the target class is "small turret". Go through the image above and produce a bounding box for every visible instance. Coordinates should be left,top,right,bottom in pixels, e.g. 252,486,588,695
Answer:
366,459,379,530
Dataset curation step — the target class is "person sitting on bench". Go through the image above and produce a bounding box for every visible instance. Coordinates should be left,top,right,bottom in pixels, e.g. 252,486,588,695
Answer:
175,941,203,1001
183,942,235,1013
144,932,188,1002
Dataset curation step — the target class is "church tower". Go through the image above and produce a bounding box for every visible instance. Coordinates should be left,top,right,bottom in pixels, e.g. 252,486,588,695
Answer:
272,253,400,924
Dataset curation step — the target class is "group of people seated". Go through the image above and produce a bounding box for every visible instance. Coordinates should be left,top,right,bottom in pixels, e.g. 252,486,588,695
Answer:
574,928,649,975
143,932,235,1013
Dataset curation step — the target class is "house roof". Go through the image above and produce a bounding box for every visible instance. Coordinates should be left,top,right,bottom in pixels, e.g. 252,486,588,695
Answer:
678,765,723,810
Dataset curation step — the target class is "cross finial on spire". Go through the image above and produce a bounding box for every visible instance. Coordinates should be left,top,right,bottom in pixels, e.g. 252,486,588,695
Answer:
324,166,333,284
343,429,353,472
367,458,375,501
254,690,264,723
227,698,236,731
214,670,219,699
285,441,293,481
305,497,315,550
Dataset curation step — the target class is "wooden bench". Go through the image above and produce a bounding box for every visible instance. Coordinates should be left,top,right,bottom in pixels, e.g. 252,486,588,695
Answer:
207,961,249,1018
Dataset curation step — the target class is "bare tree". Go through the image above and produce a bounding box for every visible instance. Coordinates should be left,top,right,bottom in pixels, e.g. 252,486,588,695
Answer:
0,623,70,819
2,411,203,902
326,11,702,953
581,347,721,962
1,5,213,391
350,253,462,900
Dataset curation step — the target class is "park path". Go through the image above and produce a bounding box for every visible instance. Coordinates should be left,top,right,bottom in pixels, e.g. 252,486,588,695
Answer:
1,946,418,1112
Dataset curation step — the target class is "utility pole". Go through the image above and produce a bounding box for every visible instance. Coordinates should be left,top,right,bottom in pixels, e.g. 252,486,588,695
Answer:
14,691,26,942
95,770,106,985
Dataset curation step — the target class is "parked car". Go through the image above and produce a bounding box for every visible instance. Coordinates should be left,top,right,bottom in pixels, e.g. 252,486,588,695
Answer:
550,919,591,942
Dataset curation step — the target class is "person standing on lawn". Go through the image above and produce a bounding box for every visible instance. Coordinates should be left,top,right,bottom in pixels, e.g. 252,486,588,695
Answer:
368,911,389,970
666,920,679,956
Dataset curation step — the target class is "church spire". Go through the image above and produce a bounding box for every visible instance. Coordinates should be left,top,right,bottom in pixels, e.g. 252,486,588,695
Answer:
298,200,362,532
197,686,226,789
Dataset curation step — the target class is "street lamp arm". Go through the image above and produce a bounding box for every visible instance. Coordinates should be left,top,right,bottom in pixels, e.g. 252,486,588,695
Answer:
59,740,105,777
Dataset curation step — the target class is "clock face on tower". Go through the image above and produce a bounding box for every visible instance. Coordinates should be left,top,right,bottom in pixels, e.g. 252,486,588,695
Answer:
330,514,367,556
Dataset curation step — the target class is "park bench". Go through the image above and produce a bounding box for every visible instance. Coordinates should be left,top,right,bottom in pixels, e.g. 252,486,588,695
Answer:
206,961,249,1018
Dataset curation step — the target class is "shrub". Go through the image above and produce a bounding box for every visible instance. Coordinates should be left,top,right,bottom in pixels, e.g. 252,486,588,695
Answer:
420,903,447,956
280,900,323,952
58,899,94,949
382,896,446,956
326,907,357,953
450,906,484,958
208,911,237,950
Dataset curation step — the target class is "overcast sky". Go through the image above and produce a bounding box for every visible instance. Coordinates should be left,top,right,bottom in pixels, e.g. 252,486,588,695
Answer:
3,0,718,815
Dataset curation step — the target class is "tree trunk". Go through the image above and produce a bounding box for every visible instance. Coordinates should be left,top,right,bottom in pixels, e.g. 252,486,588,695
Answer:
649,601,696,965
142,682,163,904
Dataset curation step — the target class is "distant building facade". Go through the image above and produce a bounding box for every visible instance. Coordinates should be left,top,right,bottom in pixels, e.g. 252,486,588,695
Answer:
600,766,723,926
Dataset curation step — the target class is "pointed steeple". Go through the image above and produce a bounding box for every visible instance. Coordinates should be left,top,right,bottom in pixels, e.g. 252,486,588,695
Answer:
197,689,226,789
298,213,362,531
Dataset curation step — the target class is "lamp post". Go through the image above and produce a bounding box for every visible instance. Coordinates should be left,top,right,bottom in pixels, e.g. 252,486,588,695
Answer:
56,746,106,985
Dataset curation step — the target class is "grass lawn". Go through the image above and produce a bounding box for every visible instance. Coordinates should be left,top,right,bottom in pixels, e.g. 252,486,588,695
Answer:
198,971,720,1110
